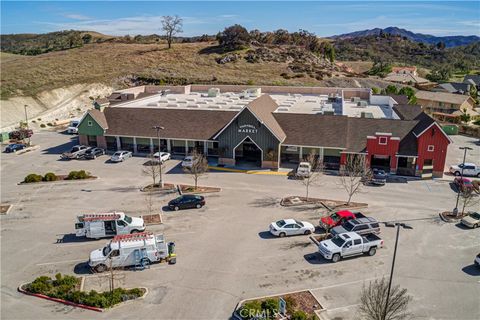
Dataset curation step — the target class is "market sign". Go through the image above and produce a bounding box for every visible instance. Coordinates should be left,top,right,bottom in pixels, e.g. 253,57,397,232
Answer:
238,124,258,134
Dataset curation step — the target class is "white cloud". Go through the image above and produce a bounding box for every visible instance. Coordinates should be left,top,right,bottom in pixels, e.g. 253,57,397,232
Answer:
63,13,91,21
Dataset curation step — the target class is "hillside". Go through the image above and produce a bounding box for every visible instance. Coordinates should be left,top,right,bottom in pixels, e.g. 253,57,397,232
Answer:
331,27,480,47
333,34,480,70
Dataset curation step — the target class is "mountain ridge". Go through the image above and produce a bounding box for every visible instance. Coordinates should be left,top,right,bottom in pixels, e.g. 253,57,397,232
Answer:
330,26,480,47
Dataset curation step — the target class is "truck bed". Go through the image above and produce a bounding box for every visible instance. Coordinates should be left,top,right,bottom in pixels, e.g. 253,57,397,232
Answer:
362,233,381,243
353,212,367,219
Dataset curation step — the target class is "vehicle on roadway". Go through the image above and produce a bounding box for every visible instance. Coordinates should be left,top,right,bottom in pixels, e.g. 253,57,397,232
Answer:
110,150,132,162
318,232,383,263
84,147,105,159
287,162,312,179
168,195,205,211
181,156,194,168
454,177,474,192
269,219,315,237
75,212,145,239
4,143,26,153
370,168,387,185
67,120,80,134
319,210,366,231
330,216,381,236
153,152,171,163
460,211,480,229
61,145,89,160
88,232,176,272
449,163,480,177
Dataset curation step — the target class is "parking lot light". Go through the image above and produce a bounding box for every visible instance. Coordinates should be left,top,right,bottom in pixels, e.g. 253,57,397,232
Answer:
383,222,413,320
152,125,165,188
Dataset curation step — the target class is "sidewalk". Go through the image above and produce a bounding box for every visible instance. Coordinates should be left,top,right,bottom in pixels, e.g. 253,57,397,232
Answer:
207,165,290,175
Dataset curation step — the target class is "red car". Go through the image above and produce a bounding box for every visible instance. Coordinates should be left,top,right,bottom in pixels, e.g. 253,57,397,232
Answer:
454,177,473,191
320,210,366,231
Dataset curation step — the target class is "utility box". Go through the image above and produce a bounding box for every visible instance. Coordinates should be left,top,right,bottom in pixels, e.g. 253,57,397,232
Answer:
0,132,9,143
208,88,220,97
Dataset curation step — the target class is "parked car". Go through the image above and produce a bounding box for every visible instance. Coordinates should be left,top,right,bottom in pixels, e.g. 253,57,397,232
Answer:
475,253,480,268
449,163,480,177
454,177,474,191
110,150,132,162
75,212,145,239
153,152,171,163
168,195,205,211
4,143,26,153
9,129,33,140
181,156,194,168
460,212,480,229
370,168,387,185
331,217,380,236
61,145,89,160
84,147,105,159
318,232,384,263
269,219,315,237
289,162,312,179
88,232,175,272
67,120,80,134
319,210,366,231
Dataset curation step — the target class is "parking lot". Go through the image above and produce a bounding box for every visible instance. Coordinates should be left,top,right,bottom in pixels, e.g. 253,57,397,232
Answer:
1,131,479,320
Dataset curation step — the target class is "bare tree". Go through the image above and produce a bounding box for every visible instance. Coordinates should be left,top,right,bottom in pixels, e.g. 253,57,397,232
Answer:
457,189,479,217
358,277,411,320
339,154,371,205
297,151,324,200
161,15,183,49
183,149,208,190
142,154,164,188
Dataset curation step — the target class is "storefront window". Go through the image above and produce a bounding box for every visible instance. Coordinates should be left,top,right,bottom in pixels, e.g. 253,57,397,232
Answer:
171,140,186,154
106,136,117,151
207,141,219,156
136,138,151,154
120,137,134,152
280,145,300,164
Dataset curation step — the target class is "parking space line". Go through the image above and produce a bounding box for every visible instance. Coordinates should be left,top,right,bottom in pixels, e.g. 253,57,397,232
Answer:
36,258,85,266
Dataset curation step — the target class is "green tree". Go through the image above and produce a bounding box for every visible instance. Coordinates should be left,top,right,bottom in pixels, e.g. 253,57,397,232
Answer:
371,87,381,94
385,85,398,95
459,108,471,124
217,24,250,51
398,86,417,104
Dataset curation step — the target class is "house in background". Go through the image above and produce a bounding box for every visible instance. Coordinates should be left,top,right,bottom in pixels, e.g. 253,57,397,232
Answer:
433,82,471,95
391,66,418,76
385,66,429,85
463,75,480,90
416,90,478,123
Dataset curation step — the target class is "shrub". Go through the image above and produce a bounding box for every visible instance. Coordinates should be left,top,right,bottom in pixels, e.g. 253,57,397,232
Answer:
43,172,57,181
40,124,46,128
291,310,308,320
261,299,278,320
66,170,90,180
47,123,53,126
284,296,297,315
27,276,53,294
24,173,43,183
239,300,262,319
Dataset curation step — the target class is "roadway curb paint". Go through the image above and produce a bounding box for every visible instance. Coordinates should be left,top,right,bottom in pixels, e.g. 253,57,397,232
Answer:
18,283,104,312
208,166,289,176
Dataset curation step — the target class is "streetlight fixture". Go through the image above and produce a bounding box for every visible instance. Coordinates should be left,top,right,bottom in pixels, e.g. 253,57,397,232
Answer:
382,222,413,320
152,125,165,188
24,104,30,146
454,146,473,215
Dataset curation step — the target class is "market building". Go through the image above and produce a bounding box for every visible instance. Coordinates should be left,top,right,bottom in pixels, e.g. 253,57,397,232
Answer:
78,85,452,178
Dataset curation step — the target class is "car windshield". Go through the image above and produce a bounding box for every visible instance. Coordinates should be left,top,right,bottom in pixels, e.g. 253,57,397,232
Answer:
113,152,121,156
276,220,286,228
330,213,339,222
123,215,132,224
343,222,355,231
85,149,92,154
295,220,304,227
470,212,480,219
102,245,111,256
331,236,346,247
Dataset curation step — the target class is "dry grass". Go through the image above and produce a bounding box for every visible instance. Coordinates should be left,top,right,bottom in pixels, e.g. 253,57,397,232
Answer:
1,42,326,99
339,60,373,74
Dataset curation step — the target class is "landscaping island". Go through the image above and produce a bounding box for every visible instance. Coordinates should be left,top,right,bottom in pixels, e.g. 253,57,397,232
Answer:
21,170,96,184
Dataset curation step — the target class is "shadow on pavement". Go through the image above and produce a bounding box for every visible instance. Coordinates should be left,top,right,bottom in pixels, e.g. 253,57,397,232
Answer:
73,262,92,275
303,253,330,265
258,231,277,239
454,223,471,230
41,138,77,155
55,233,97,244
249,197,280,208
461,264,480,276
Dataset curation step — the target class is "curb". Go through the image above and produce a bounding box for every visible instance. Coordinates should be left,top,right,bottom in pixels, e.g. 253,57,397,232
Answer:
439,212,461,223
16,145,40,155
208,166,289,176
18,283,103,312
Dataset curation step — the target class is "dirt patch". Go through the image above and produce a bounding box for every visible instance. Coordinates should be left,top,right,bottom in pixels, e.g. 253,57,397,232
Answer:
0,204,12,215
140,183,176,192
179,184,221,194
142,213,162,225
281,196,367,211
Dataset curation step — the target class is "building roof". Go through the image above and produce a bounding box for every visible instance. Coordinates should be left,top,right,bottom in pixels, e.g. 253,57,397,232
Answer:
388,94,409,105
384,73,428,84
247,95,286,142
463,75,480,86
87,109,108,129
392,104,423,120
436,82,470,94
392,66,417,72
416,90,473,105
103,107,238,140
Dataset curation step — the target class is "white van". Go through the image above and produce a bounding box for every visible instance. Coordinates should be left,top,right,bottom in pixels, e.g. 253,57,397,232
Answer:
88,232,176,272
75,212,145,239
67,120,80,134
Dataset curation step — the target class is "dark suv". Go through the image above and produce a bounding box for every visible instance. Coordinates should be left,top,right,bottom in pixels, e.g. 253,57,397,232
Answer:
330,217,380,236
168,195,205,211
84,147,105,159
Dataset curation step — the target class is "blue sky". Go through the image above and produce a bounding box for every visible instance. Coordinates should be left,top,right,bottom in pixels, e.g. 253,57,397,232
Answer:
1,1,479,37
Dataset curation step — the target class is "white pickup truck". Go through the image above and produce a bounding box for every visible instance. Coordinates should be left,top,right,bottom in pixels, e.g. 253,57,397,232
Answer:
449,163,480,177
88,232,175,272
318,232,383,263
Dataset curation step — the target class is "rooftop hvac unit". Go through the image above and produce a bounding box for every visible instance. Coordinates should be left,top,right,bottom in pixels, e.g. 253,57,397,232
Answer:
216,102,227,105
293,94,302,98
187,104,199,108
205,98,214,102
323,110,335,115
186,98,196,102
166,103,178,107
197,101,207,104
167,97,177,101
230,106,243,110
357,101,368,107
158,99,168,103
277,107,289,112
246,88,261,97
361,112,374,118
177,100,187,104
208,88,220,97
209,105,221,109
189,92,200,96
279,104,291,108
351,97,360,103
147,102,157,106
305,99,317,103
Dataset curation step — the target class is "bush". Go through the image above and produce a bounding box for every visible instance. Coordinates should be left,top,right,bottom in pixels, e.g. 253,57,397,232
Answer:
291,310,308,320
261,299,278,320
66,170,90,180
27,276,53,294
24,173,43,183
40,124,46,128
239,300,262,319
47,123,53,126
43,172,57,181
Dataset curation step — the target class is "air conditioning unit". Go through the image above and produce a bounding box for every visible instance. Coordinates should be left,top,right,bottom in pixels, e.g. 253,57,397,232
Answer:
208,88,220,97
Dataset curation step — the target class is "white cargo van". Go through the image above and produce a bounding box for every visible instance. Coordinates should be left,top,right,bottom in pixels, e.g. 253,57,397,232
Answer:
75,212,145,239
88,232,176,272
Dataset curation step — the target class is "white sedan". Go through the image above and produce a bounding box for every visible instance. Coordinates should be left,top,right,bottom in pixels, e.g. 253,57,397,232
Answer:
153,152,171,163
269,219,315,237
110,150,132,162
181,156,194,168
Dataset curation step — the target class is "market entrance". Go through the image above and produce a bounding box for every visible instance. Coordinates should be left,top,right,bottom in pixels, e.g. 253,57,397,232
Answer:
234,137,262,167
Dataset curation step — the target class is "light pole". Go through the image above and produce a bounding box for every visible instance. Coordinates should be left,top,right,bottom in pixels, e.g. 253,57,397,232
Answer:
454,146,473,215
152,125,165,187
383,222,413,320
24,104,30,146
